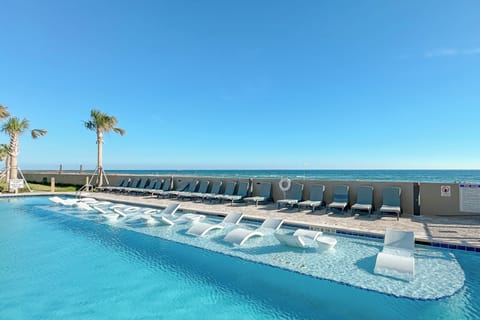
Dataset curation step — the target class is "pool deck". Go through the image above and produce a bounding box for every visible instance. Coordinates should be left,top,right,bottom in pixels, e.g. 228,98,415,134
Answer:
7,192,480,249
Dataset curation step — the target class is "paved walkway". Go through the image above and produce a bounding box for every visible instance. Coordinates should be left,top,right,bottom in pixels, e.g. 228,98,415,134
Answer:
79,191,480,248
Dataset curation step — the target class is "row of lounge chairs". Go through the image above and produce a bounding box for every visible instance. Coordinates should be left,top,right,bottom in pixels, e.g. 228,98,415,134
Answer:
186,212,337,249
97,177,402,219
278,182,402,219
99,177,273,206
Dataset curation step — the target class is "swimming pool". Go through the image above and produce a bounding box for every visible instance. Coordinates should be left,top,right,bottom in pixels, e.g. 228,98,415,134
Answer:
1,196,479,319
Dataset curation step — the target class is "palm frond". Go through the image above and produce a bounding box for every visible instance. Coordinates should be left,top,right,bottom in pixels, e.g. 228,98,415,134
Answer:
113,127,126,136
31,129,48,139
0,104,10,119
1,117,29,135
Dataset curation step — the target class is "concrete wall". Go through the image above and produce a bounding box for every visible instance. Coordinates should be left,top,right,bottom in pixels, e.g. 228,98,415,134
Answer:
22,172,479,216
418,183,474,216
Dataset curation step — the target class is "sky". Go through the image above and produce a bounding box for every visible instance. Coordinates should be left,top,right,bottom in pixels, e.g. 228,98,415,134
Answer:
1,0,479,170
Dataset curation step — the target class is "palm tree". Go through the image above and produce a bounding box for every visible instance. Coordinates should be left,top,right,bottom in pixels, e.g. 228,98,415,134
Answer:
1,117,47,190
84,109,126,187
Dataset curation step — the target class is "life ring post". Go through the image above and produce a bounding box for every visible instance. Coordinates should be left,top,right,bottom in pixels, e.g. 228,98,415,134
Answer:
279,178,292,193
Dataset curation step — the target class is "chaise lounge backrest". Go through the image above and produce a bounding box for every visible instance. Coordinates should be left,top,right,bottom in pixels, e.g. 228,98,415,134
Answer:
333,185,349,203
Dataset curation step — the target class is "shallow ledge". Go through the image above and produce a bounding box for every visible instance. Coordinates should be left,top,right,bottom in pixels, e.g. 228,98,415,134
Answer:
34,196,468,301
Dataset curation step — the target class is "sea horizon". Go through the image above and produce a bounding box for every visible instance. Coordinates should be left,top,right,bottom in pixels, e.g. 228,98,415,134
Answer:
25,168,480,183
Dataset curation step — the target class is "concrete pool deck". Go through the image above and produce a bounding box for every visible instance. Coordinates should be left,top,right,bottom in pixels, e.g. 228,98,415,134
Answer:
5,192,480,249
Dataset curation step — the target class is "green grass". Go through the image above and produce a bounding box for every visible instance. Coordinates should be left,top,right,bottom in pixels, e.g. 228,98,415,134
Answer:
0,182,78,193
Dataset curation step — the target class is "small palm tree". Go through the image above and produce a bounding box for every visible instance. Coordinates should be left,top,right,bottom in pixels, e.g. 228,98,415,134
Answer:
84,109,126,186
1,117,47,190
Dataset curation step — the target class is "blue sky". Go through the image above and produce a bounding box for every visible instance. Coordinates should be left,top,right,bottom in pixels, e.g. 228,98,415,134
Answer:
1,0,479,170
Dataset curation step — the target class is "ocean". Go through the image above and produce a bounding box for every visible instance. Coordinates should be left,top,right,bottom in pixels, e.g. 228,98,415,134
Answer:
99,169,480,183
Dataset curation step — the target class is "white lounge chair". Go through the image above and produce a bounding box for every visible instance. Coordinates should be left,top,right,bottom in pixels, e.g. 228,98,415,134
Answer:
49,196,79,206
274,229,337,249
186,212,244,237
374,229,415,280
223,218,284,246
124,203,181,225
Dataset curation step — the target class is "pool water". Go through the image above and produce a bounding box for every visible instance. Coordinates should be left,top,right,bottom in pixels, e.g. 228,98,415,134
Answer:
1,196,479,319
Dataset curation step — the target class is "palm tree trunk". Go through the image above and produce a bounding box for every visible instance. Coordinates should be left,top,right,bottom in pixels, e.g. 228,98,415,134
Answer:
8,134,19,192
97,131,103,187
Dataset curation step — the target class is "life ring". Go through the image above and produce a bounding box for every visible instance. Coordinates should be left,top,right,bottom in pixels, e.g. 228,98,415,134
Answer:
279,178,291,192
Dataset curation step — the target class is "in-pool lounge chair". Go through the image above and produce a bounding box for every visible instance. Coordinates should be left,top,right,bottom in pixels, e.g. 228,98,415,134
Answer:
327,185,350,212
244,182,272,206
298,184,325,212
277,183,304,209
220,181,249,205
186,212,244,237
351,185,374,214
223,218,284,246
124,203,182,226
274,229,337,249
374,228,415,280
379,187,402,220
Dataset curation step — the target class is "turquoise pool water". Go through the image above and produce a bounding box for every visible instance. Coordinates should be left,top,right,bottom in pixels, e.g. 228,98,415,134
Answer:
1,196,479,319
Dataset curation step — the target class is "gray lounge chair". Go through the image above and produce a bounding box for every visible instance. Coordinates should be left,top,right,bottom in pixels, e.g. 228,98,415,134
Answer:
298,184,325,212
327,185,350,212
126,178,150,194
351,186,374,214
200,181,223,202
277,183,304,209
136,179,159,195
380,187,402,220
177,180,200,199
98,178,127,192
244,182,272,206
114,177,140,193
151,178,171,196
211,181,237,202
220,181,249,205
184,180,210,201
159,180,190,198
